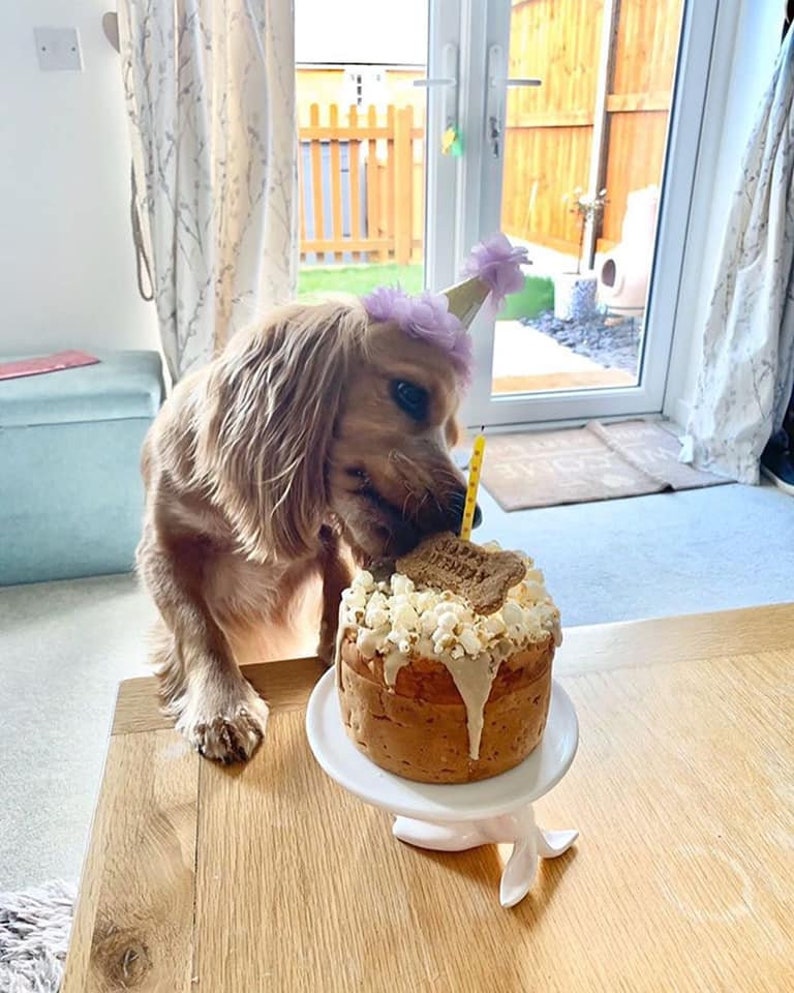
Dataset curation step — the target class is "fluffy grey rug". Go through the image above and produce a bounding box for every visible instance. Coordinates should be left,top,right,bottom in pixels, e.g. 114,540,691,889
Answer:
0,882,75,993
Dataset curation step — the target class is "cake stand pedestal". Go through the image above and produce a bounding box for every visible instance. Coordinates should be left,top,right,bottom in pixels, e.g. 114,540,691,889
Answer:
306,671,579,909
392,807,577,908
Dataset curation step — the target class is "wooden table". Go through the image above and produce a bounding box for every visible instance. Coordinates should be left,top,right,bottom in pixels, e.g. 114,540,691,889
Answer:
62,604,794,992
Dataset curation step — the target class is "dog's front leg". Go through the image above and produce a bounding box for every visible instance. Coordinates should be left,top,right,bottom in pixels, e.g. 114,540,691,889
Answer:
316,526,354,666
137,530,269,763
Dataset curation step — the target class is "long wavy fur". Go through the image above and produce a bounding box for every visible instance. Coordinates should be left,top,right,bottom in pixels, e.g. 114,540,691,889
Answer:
192,297,370,562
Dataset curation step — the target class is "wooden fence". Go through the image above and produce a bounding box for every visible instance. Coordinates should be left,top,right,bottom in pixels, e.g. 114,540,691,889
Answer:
297,0,684,265
503,0,684,259
298,104,424,265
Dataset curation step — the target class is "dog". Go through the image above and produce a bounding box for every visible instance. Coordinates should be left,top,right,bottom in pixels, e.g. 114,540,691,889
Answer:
136,295,480,763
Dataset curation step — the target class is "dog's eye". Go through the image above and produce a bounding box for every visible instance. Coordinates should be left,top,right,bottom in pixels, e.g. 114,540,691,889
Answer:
390,380,429,421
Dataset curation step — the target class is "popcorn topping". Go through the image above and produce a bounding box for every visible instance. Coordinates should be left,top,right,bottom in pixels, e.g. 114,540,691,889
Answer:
340,554,561,664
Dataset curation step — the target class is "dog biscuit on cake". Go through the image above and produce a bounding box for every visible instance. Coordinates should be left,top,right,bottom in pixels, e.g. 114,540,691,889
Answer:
396,532,526,615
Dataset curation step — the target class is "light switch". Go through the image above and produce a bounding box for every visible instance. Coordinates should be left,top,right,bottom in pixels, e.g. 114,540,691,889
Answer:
34,27,83,72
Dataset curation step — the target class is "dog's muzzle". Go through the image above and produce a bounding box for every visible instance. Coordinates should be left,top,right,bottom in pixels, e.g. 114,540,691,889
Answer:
445,489,483,534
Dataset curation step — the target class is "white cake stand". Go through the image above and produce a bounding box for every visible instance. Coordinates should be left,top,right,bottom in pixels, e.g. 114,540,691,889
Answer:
306,671,579,908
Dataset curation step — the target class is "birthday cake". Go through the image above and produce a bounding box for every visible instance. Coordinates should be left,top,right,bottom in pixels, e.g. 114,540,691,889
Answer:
336,533,561,783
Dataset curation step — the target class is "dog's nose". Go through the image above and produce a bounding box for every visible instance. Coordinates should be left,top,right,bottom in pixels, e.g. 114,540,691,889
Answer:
447,491,483,532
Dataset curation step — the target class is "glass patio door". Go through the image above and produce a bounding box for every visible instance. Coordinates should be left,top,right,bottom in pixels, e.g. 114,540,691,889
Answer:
294,1,718,431
295,0,504,361
455,0,720,430
294,1,462,305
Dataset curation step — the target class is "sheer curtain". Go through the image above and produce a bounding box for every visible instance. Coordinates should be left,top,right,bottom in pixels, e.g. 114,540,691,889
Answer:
118,0,297,381
682,24,794,483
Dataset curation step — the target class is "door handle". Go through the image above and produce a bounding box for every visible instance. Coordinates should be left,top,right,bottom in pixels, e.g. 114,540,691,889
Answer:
487,43,542,89
486,44,542,159
412,78,456,88
412,42,459,138
411,41,458,87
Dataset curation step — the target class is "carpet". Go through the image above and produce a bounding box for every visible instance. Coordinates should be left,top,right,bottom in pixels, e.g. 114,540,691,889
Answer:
0,881,75,993
481,420,732,511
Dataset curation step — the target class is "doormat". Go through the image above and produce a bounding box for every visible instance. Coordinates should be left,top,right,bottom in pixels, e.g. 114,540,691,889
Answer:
480,420,732,511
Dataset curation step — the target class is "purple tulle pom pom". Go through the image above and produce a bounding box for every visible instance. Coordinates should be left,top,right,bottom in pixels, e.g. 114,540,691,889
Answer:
362,286,473,382
461,233,529,310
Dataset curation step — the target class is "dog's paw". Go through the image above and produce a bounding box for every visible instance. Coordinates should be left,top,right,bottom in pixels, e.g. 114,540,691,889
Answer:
176,686,269,764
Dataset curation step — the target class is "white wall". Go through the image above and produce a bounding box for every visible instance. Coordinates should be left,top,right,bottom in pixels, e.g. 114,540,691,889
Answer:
664,0,785,426
0,1,159,355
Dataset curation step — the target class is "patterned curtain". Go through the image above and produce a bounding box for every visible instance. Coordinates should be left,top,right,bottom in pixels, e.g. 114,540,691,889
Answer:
682,25,794,483
118,0,297,381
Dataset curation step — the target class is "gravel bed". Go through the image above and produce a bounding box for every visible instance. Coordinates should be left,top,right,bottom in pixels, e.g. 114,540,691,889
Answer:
520,309,642,375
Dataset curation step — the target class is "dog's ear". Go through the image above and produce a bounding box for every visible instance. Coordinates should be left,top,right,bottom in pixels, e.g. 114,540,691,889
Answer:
194,298,368,562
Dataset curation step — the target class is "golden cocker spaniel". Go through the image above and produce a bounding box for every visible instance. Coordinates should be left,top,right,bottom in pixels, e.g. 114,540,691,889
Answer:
136,296,479,763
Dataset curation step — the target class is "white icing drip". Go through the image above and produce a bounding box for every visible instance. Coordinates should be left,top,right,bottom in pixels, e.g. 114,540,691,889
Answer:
383,649,410,687
442,652,501,759
353,636,504,759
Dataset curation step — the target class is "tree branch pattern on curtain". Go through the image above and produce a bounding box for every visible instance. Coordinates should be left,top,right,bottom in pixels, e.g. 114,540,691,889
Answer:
682,26,794,484
118,0,297,381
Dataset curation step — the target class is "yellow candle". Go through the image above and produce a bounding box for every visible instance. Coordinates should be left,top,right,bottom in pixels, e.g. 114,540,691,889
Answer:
460,433,485,541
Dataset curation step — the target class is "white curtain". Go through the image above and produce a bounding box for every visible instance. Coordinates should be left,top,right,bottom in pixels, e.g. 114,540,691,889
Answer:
118,0,297,381
682,26,794,483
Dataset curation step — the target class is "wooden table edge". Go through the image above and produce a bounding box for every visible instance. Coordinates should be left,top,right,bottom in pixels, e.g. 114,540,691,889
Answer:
111,602,794,735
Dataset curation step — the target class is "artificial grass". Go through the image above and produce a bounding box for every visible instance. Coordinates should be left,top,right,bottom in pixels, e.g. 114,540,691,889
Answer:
497,275,554,320
297,263,423,297
297,263,553,321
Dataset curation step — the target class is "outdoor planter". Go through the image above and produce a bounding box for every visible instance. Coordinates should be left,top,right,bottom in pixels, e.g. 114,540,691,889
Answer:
553,271,598,322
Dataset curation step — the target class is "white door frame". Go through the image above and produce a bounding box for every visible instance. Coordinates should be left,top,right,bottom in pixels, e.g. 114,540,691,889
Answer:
451,0,722,431
424,0,464,296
